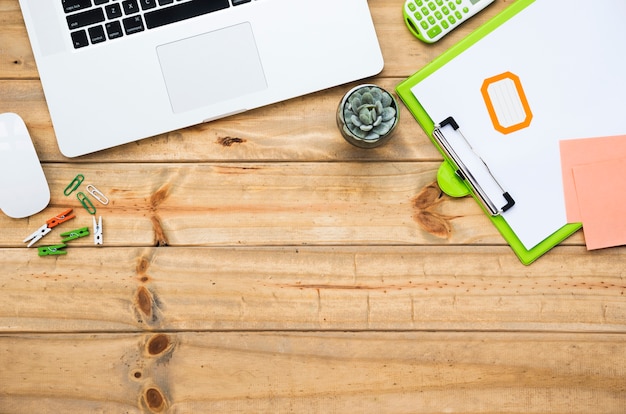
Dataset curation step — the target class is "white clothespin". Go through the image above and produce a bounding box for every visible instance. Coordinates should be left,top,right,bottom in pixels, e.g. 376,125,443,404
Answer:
23,223,52,248
93,215,103,246
23,209,75,247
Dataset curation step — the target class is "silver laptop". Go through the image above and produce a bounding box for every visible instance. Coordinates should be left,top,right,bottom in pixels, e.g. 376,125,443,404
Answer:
18,0,384,157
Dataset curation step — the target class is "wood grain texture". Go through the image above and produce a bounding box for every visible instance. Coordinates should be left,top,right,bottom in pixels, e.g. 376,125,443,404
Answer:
1,0,624,412
1,332,625,413
0,162,586,247
0,79,446,163
1,246,625,333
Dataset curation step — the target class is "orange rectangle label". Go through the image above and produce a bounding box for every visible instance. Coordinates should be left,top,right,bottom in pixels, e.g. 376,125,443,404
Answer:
481,72,532,134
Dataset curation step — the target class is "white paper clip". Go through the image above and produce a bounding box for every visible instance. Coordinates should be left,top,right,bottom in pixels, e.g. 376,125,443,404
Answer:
86,184,109,205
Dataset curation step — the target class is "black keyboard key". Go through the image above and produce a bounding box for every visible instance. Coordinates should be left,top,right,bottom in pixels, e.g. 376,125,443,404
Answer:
94,0,109,4
122,0,140,15
123,15,145,35
232,0,251,5
67,8,105,30
88,25,107,44
71,30,90,48
144,0,230,29
63,0,92,13
158,0,173,4
105,3,123,19
106,21,124,39
139,0,157,10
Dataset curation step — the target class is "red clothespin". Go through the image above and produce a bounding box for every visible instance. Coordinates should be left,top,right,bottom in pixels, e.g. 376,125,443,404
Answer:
23,209,75,247
46,208,75,228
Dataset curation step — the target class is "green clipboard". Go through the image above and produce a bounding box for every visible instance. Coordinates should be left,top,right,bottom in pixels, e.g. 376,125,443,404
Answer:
396,0,581,265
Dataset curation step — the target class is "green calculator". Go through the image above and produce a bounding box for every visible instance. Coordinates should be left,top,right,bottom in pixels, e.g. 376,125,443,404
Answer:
403,0,495,43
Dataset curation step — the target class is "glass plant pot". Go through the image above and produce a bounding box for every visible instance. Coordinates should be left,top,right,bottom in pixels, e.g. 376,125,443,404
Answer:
336,84,400,149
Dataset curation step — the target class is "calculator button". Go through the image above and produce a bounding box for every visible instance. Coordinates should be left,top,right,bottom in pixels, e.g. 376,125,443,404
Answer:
414,11,423,20
448,2,456,10
427,25,442,39
428,2,436,11
436,0,443,4
416,0,423,5
421,6,430,15
435,11,442,20
448,15,456,24
441,20,449,29
442,6,449,14
420,20,429,30
428,16,435,25
408,2,417,11
455,0,462,3
455,11,462,19
463,7,469,13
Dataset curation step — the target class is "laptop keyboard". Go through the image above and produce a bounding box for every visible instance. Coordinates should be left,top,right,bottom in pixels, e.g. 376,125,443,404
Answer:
62,0,255,49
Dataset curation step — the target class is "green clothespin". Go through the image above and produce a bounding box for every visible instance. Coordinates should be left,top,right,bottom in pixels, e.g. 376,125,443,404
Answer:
60,227,90,242
38,244,67,257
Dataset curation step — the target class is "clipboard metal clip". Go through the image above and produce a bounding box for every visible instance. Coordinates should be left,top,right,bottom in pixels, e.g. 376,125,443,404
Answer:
433,116,515,216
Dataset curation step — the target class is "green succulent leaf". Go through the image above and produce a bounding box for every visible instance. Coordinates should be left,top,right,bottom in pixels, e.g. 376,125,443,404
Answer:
361,92,375,105
342,86,398,141
381,107,396,122
359,107,373,125
381,92,392,107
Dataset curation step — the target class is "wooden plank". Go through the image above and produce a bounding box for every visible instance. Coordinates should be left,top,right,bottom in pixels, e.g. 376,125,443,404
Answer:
2,246,624,332
0,79,443,163
0,1,40,79
1,331,625,413
0,162,586,247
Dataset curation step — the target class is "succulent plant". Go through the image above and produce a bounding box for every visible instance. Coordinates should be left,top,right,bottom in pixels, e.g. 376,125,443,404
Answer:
342,86,397,142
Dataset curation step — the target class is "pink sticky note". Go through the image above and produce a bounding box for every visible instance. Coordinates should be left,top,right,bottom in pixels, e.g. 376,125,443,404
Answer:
560,135,626,223
572,158,626,250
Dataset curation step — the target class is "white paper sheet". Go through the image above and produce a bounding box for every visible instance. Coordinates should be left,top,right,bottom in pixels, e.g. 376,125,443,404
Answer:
411,0,626,249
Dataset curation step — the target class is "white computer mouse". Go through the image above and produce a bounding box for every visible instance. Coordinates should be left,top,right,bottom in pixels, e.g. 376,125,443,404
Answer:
0,113,50,218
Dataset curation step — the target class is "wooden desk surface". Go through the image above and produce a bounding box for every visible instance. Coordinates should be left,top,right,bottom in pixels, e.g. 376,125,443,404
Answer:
1,0,625,412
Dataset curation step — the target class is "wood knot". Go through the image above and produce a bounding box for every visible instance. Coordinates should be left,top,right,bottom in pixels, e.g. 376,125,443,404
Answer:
137,256,150,275
143,387,167,412
150,184,171,210
151,216,169,247
413,181,442,209
135,286,162,327
136,286,153,318
147,334,173,357
412,181,453,239
218,136,246,147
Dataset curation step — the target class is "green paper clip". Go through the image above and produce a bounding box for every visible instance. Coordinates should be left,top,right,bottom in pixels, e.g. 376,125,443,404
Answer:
60,227,90,242
38,244,67,256
77,192,96,215
64,174,84,196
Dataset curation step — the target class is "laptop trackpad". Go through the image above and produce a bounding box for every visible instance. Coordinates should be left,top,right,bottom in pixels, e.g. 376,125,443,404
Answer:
157,23,267,114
